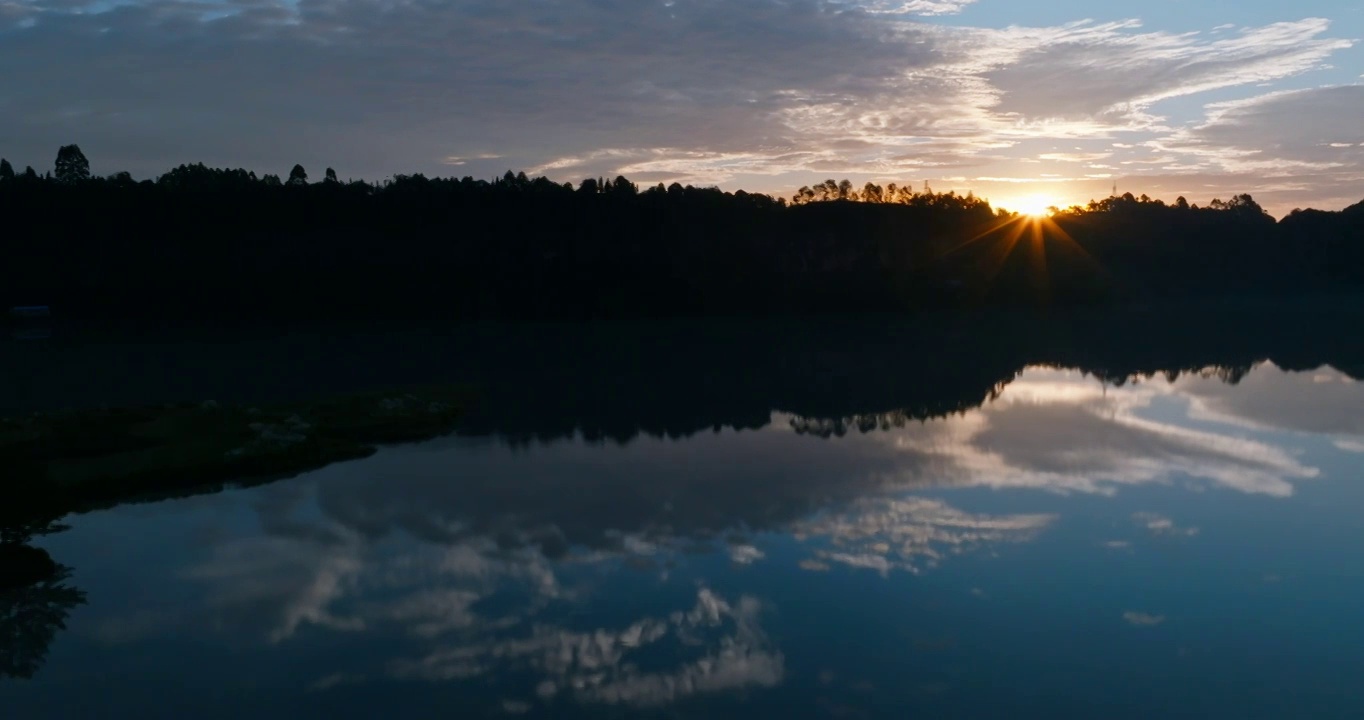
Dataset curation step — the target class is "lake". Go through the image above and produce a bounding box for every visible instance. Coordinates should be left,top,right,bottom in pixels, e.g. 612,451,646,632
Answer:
3,308,1364,718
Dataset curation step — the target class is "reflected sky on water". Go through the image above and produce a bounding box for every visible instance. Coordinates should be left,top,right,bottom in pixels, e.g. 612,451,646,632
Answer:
5,361,1364,718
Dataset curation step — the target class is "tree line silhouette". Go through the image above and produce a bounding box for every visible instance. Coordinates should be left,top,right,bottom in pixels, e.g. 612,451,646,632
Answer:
2,144,1363,323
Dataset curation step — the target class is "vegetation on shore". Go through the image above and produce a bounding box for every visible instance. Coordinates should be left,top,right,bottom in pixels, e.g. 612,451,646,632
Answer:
0,386,470,520
3,145,1364,323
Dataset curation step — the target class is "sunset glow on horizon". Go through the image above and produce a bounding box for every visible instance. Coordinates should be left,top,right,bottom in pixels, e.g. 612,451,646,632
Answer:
1,1,1361,217
998,195,1062,217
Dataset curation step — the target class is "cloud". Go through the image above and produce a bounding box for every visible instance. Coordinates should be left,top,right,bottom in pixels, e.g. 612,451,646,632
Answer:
852,0,978,15
1162,85,1364,173
0,0,1353,204
0,0,939,180
1117,86,1364,214
981,19,1352,125
1038,152,1113,163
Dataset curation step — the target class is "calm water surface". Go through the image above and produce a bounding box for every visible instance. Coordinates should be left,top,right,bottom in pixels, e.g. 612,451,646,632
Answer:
4,329,1364,717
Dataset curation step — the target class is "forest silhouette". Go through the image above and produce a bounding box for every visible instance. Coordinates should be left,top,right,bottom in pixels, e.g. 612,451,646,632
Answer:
3,145,1364,323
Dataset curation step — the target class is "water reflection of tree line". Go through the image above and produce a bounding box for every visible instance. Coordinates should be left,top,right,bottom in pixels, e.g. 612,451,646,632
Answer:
453,306,1364,446
2,305,1361,494
0,515,87,681
784,365,1273,439
3,302,1362,680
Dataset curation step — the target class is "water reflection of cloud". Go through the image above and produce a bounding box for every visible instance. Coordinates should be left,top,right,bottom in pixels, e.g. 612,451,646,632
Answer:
159,363,1337,655
165,485,789,710
729,545,767,565
1335,439,1364,454
793,497,1055,575
1175,363,1364,445
1123,611,1166,627
308,429,912,556
177,504,567,647
183,533,368,643
382,589,482,638
308,672,364,692
865,366,1321,497
87,360,1354,709
1133,513,1199,538
275,363,1330,572
389,588,784,709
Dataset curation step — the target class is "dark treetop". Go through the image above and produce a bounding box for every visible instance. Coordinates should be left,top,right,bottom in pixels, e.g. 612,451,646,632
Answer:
2,146,1363,324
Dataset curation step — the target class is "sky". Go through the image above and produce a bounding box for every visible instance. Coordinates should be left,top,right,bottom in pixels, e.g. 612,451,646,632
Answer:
1,0,1362,215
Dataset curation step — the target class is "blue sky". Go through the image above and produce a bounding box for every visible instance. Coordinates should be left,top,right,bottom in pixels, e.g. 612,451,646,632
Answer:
1,0,1361,214
952,1,1364,115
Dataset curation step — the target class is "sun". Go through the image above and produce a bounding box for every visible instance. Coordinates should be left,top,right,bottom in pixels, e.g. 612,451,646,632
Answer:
1008,195,1057,217
941,191,1102,298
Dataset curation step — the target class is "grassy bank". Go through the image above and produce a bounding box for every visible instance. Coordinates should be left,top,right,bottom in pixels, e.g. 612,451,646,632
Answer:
0,386,471,517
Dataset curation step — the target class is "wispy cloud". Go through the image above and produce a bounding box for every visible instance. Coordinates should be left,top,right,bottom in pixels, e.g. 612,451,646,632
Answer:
0,2,1354,206
981,19,1351,125
1159,85,1364,178
854,0,978,15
